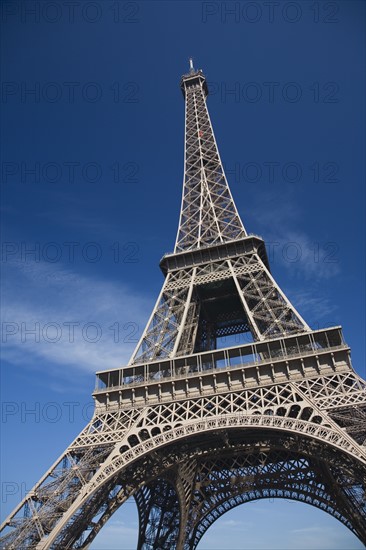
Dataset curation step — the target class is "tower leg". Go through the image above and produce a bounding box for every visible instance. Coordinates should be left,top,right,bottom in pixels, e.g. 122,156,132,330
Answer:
135,479,180,549
135,460,197,550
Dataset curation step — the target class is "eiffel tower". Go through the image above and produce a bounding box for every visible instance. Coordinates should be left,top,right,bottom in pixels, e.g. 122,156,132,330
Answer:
1,60,366,550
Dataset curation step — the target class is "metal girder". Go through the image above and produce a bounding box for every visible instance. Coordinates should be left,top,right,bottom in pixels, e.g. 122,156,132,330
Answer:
176,67,246,251
130,253,310,363
1,62,365,550
2,394,365,548
135,480,181,549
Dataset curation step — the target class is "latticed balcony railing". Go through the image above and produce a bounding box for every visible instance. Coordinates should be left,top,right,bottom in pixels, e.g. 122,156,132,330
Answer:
95,327,348,393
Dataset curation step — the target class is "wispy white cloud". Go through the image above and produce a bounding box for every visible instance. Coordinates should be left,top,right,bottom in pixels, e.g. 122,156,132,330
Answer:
248,191,340,282
197,502,363,550
290,290,338,325
247,189,302,232
286,523,361,549
1,259,151,377
268,231,340,280
87,499,363,550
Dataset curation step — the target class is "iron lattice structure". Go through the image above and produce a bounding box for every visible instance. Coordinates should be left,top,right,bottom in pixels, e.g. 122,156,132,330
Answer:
1,62,365,549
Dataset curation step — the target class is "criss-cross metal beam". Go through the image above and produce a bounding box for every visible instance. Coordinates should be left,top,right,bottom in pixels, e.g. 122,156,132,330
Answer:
1,61,365,550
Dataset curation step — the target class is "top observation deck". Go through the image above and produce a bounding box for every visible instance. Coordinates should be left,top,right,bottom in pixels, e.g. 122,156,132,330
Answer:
180,58,209,98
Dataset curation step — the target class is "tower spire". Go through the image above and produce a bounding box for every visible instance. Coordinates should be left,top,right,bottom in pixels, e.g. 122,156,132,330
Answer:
176,64,247,252
189,57,194,73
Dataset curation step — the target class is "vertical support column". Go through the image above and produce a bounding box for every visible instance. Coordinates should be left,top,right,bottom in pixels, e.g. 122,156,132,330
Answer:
135,479,181,549
175,460,198,549
134,460,197,550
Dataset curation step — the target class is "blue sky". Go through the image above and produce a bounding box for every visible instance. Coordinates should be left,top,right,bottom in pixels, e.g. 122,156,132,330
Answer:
1,1,365,548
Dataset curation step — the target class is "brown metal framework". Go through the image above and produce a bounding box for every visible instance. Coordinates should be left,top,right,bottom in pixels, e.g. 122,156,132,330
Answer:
1,61,365,549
